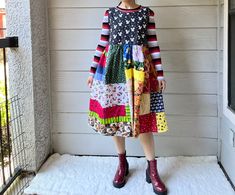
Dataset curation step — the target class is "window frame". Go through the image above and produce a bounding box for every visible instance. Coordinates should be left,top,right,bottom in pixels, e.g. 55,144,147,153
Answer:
223,0,235,125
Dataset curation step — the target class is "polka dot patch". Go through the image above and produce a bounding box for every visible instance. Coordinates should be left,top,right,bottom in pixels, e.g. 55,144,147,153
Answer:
150,92,165,112
156,112,168,132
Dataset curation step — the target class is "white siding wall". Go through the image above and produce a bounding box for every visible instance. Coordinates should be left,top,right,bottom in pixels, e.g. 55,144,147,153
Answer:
48,0,221,156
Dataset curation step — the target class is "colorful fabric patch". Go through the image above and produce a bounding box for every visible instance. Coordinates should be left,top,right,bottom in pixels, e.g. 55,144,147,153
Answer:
139,112,157,133
90,79,129,108
88,106,131,125
89,99,129,118
88,114,133,137
94,46,109,81
88,43,169,138
140,93,150,115
150,92,165,112
105,45,126,84
125,68,146,81
156,112,168,132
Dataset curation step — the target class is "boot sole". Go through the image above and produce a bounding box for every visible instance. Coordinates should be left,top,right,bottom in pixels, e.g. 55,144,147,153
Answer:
113,180,126,188
146,170,167,195
113,161,129,188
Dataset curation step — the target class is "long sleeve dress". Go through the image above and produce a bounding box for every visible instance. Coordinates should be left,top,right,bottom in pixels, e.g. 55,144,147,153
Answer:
88,5,169,138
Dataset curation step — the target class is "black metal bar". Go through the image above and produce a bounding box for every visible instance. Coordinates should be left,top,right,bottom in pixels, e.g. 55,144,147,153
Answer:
0,37,18,48
3,47,12,178
0,167,22,195
0,168,35,195
16,95,28,174
0,95,33,195
0,109,6,185
12,96,22,168
0,35,28,194
9,96,19,175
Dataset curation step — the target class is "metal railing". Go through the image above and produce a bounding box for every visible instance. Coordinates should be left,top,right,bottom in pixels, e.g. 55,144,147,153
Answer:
0,37,35,195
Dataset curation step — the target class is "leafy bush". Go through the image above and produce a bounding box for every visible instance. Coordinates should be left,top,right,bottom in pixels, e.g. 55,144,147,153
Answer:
0,75,12,166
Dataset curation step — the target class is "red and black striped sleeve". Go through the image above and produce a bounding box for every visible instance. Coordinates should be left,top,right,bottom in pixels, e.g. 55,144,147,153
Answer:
89,9,110,77
146,8,164,80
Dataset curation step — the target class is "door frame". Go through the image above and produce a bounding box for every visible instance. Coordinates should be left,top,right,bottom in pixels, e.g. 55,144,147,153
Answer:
223,0,235,125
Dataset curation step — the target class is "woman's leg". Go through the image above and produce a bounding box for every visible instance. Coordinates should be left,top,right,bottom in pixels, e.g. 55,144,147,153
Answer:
112,136,126,154
139,132,155,160
112,136,129,188
139,132,167,194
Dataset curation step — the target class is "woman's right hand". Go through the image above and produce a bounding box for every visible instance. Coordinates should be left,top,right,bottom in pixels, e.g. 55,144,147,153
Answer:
87,76,94,88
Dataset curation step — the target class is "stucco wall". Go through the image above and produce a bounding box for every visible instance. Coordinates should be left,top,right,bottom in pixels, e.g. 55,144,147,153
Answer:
5,0,51,171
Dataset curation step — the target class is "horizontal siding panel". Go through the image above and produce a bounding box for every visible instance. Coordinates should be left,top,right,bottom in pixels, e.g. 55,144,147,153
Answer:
49,6,217,29
52,92,217,116
139,0,218,6
50,50,90,71
49,29,217,50
51,50,218,72
48,0,218,8
53,113,218,138
52,133,218,156
162,72,217,94
49,0,220,156
52,72,217,94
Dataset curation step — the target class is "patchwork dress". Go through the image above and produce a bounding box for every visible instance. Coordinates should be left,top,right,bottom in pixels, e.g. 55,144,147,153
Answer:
88,5,169,138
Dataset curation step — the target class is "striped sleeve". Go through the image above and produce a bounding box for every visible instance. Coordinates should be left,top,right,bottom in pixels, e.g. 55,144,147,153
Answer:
89,9,110,77
146,8,165,80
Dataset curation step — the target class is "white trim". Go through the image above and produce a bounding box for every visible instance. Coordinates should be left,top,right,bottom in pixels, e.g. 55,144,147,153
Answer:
223,0,235,125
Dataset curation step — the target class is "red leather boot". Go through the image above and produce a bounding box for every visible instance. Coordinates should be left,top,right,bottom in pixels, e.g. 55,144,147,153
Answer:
112,150,129,188
146,159,167,195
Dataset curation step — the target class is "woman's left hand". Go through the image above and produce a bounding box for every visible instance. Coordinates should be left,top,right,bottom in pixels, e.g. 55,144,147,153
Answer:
158,79,166,92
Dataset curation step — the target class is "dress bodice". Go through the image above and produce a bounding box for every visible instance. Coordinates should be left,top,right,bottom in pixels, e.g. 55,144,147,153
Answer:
108,6,150,45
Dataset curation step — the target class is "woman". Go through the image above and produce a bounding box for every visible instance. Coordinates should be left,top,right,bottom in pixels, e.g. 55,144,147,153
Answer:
87,1,168,194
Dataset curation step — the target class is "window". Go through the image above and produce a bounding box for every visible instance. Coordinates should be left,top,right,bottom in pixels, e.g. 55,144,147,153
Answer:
228,1,235,112
0,0,6,38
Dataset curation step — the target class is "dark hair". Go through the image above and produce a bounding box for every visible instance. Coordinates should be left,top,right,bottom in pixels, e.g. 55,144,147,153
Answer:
118,1,122,6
